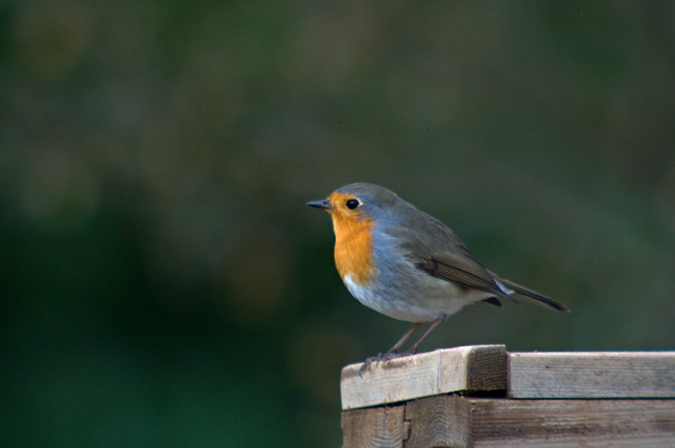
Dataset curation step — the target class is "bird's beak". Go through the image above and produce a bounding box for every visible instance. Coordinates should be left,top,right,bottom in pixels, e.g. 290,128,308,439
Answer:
306,199,333,210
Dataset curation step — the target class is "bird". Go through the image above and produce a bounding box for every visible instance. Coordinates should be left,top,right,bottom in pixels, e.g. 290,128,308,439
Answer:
307,182,569,371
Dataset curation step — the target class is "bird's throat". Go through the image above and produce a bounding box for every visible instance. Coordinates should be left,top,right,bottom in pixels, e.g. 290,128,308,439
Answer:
331,215,375,286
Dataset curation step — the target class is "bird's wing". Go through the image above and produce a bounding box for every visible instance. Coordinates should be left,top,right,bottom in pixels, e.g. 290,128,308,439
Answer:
413,250,507,296
386,209,508,297
385,205,569,312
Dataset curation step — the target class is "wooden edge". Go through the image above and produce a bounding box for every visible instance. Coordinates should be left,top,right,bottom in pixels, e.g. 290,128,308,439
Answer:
469,397,675,447
340,345,506,410
341,395,675,448
341,404,406,448
508,351,675,399
466,344,507,391
404,395,470,448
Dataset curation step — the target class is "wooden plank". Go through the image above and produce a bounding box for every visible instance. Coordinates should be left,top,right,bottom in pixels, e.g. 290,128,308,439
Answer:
404,395,470,448
509,351,675,398
470,397,675,447
342,395,675,448
341,404,407,448
340,345,506,410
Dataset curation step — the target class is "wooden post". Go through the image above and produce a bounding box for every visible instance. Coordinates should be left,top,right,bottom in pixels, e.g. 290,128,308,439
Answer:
340,345,675,447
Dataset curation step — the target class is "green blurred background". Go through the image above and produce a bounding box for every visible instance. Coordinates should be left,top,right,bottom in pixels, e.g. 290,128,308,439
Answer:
2,1,675,446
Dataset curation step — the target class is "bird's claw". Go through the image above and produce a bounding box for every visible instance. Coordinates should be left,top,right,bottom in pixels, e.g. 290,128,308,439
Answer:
358,351,405,377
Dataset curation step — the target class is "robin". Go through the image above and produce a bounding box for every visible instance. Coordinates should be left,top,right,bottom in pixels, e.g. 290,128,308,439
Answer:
307,183,569,369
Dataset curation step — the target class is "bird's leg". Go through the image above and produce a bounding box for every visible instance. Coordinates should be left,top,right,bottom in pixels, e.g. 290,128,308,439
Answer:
404,317,443,355
358,317,452,377
359,316,446,376
359,322,422,376
385,322,422,355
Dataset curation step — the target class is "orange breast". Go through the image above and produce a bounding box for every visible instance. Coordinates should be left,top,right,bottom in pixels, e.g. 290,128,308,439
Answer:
331,214,375,286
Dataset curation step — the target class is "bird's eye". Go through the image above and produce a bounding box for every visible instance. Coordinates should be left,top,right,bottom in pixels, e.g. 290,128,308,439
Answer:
346,199,360,210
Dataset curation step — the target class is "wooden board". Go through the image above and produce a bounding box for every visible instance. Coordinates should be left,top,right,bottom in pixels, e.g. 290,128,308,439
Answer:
403,395,470,448
470,397,675,447
509,351,675,398
341,404,406,448
340,345,506,410
342,395,675,448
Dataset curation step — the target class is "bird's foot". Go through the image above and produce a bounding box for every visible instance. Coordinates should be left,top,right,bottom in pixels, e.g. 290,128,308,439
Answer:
358,349,416,377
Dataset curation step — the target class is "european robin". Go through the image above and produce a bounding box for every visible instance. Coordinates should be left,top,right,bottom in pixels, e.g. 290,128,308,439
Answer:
307,183,569,369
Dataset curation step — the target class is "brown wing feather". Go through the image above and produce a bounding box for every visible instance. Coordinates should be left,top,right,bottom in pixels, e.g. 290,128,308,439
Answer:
386,203,568,312
386,206,506,297
414,253,504,296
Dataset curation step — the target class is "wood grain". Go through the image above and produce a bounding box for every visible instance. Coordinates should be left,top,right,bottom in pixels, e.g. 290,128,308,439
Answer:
340,349,675,447
342,396,675,447
509,351,675,398
341,404,406,448
470,397,675,447
404,395,470,448
340,345,506,410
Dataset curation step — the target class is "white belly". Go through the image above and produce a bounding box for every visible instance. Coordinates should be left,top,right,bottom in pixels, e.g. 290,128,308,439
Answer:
342,274,484,322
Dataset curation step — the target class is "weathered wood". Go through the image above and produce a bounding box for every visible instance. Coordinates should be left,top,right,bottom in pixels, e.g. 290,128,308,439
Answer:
341,347,675,446
509,351,675,398
342,395,675,448
341,345,506,410
341,404,407,448
404,395,470,448
470,397,675,447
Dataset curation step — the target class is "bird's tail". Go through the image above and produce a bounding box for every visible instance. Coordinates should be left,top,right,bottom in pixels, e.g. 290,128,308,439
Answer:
491,273,570,312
